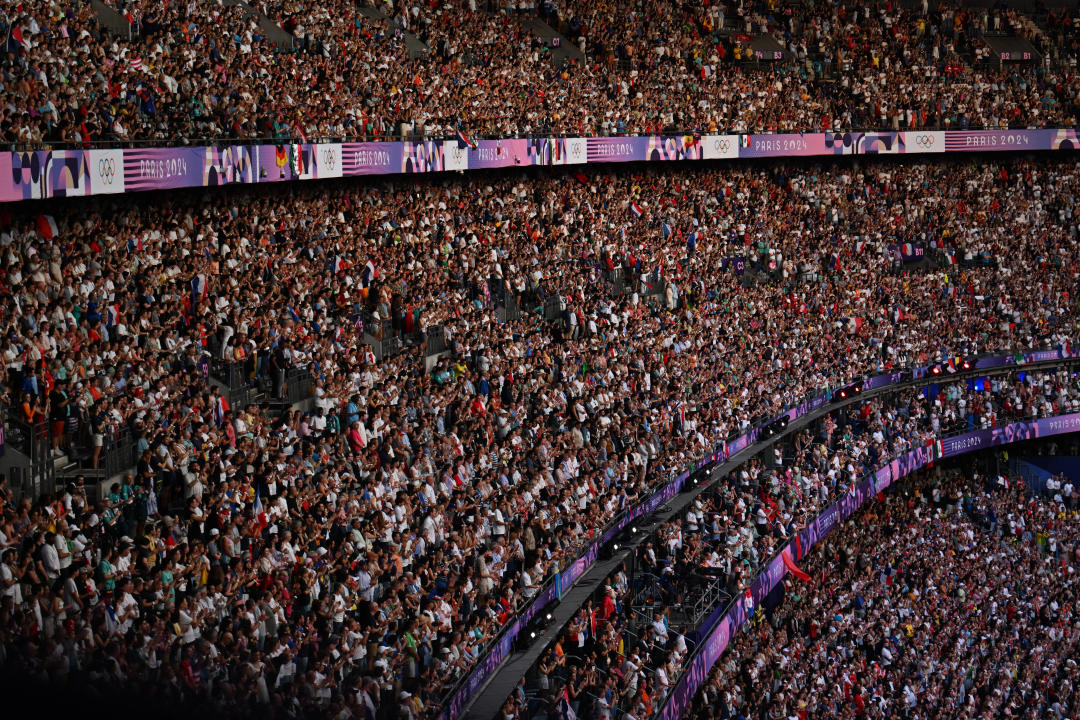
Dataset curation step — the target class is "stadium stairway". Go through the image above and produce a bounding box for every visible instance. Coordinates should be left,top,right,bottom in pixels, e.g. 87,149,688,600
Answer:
355,5,430,59
222,0,298,50
89,0,135,38
521,17,584,68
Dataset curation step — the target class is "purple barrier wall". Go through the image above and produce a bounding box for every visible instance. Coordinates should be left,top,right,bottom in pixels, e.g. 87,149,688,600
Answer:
4,130,1074,203
657,411,1080,720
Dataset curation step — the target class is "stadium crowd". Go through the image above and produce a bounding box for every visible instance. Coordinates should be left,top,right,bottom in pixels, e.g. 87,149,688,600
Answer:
1,1,1078,145
688,468,1080,720
523,370,1080,720
0,154,1078,719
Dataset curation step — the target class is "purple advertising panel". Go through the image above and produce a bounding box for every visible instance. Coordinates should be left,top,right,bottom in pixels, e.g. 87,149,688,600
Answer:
942,129,1077,152
467,139,533,169
586,135,705,164
737,132,853,158
0,148,94,201
659,411,1080,720
940,412,1080,458
341,142,403,176
400,140,446,174
123,146,207,192
2,130,1079,203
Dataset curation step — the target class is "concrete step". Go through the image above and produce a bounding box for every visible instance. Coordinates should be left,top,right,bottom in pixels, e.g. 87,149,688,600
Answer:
357,4,429,58
222,0,296,50
521,17,584,68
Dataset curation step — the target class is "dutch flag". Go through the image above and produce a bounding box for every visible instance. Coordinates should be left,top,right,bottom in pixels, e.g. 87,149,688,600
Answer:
456,129,477,150
629,202,643,218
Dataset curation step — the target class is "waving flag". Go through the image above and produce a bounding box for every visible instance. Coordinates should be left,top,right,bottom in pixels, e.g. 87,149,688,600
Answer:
106,305,120,328
361,260,378,287
330,255,348,273
253,486,268,531
36,214,58,239
456,129,477,150
781,548,811,582
629,202,643,218
191,273,207,300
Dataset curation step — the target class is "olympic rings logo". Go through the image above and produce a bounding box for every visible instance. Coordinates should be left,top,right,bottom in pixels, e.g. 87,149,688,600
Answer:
570,142,584,159
715,137,731,152
321,148,336,171
98,157,117,184
914,134,935,149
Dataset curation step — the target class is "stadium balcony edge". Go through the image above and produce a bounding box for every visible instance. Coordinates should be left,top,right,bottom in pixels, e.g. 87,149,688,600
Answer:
4,129,1079,203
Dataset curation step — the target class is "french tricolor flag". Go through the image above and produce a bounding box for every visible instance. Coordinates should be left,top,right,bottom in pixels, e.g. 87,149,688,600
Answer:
253,486,267,531
456,129,477,150
361,260,378,287
331,255,348,273
106,305,120,327
629,202,643,218
191,273,207,299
